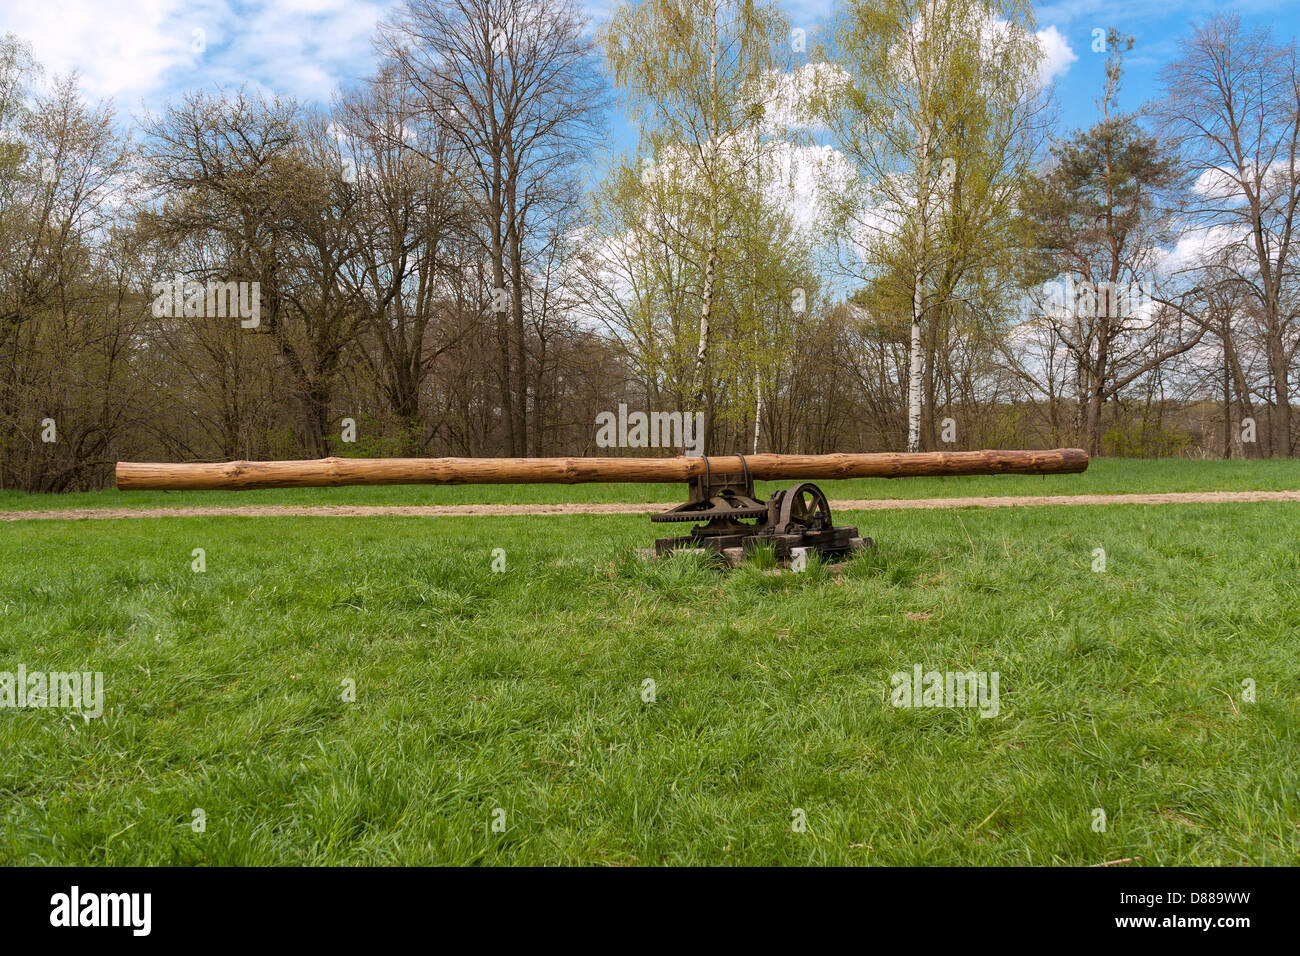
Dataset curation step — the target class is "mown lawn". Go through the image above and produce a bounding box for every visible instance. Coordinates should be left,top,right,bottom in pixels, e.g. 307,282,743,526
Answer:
3,456,1300,511
1,494,1296,864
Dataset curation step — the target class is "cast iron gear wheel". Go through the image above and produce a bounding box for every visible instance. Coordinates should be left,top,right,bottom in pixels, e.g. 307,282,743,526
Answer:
774,482,834,532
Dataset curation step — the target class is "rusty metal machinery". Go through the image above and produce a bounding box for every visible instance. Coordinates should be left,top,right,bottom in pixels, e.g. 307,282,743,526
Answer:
649,455,870,565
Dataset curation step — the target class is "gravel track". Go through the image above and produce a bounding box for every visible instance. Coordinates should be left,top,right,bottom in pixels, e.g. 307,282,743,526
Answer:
3,489,1298,521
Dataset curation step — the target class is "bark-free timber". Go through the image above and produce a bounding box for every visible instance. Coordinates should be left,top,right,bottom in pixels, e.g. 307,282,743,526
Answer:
116,449,1088,491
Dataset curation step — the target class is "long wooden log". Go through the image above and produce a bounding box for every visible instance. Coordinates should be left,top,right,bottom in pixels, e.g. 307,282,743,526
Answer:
116,449,1088,491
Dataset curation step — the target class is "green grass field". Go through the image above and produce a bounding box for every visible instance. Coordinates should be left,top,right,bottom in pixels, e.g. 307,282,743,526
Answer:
1,459,1298,864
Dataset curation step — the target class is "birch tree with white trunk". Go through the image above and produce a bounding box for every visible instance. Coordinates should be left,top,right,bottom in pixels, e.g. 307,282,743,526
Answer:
600,0,788,449
826,0,1046,452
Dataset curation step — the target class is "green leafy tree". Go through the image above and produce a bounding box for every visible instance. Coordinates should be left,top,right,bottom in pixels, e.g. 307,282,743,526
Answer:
826,0,1046,451
600,0,789,444
1024,31,1199,456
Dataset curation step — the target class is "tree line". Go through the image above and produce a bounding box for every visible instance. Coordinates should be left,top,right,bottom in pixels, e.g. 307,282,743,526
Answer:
1,0,1297,492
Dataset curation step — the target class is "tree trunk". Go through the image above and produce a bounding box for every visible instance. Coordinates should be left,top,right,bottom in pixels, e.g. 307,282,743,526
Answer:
691,1,719,446
1222,333,1232,459
907,308,923,453
1084,319,1111,456
1085,383,1103,456
506,182,528,456
117,447,1092,490
1270,329,1291,457
489,162,514,456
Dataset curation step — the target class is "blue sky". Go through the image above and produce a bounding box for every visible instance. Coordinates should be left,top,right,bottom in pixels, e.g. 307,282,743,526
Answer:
2,0,1296,156
1037,0,1300,123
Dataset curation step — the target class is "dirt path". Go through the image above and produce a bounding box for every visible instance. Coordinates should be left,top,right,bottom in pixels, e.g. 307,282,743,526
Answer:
2,489,1298,521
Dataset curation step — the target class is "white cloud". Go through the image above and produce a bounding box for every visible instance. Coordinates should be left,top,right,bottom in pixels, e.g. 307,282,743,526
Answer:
759,61,845,134
1154,223,1245,274
0,0,398,110
1035,25,1077,86
1192,166,1241,200
763,140,855,236
640,133,852,240
1,0,195,103
890,6,1075,97
1191,160,1297,205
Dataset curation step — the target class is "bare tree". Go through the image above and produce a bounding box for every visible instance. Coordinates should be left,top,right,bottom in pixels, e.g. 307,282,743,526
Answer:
383,0,606,455
1155,13,1300,456
334,69,473,454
